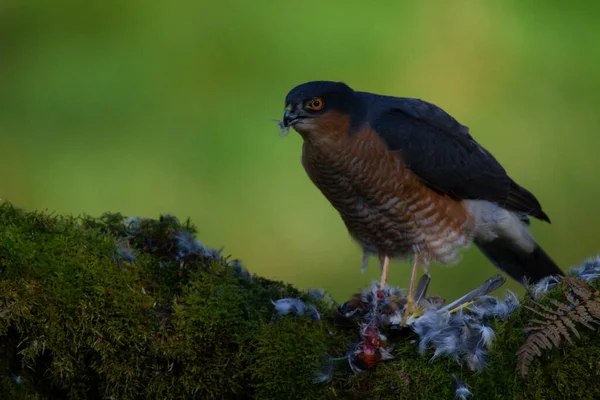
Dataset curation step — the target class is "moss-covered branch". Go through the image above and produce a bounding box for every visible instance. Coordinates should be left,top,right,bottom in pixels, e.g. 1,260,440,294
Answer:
1,202,599,399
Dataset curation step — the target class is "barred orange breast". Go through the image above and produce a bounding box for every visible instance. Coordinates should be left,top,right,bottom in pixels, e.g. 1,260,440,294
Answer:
301,115,475,266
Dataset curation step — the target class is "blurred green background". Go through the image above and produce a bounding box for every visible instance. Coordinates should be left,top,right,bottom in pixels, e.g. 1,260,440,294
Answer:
1,1,599,302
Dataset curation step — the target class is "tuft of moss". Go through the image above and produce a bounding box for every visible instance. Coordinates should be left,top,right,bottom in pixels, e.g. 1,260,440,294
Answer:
1,201,599,399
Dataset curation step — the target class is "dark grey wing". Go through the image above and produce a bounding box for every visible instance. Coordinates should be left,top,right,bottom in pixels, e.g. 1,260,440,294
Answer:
363,94,550,222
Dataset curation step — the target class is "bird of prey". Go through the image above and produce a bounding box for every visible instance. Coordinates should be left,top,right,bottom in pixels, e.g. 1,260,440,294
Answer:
280,80,564,324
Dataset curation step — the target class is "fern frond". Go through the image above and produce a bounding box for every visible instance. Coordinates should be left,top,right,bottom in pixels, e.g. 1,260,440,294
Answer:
523,304,555,320
560,315,580,340
516,277,600,377
547,298,574,314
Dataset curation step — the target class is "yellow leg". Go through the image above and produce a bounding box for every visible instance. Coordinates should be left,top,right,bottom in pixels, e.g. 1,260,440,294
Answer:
448,301,474,314
379,255,390,288
401,254,420,325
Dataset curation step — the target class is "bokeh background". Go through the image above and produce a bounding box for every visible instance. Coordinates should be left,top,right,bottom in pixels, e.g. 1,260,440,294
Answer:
2,1,599,302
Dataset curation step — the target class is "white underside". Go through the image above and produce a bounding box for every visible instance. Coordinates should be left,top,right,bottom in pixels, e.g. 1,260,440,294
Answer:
463,199,536,253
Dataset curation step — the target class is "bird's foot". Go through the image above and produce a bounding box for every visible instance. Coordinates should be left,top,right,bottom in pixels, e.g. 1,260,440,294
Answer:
400,296,414,326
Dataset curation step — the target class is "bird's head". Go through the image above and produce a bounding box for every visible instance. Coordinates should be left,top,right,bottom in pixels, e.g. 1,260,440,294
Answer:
280,81,359,139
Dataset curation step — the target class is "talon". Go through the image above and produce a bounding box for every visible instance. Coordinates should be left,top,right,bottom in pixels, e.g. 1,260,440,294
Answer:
400,296,414,325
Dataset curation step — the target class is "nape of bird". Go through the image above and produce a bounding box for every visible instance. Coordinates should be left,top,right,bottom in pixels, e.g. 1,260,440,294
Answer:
280,80,564,324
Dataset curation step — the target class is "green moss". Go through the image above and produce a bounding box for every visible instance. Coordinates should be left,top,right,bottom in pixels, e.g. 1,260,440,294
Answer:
1,201,599,399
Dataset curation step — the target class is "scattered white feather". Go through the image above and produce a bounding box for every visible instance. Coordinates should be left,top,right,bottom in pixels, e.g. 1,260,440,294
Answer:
308,305,321,321
412,289,514,372
378,346,395,360
531,276,561,300
271,298,320,320
313,359,334,383
453,374,473,399
274,120,290,137
468,291,519,320
272,298,305,314
476,324,495,349
347,346,364,374
466,346,488,372
174,231,209,260
569,255,600,282
307,288,326,300
115,242,137,262
432,333,460,362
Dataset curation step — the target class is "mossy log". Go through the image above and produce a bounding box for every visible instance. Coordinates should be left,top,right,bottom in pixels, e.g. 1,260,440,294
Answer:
1,202,599,399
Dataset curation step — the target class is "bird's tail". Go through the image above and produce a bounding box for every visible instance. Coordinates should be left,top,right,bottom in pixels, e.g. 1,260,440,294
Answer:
465,200,564,285
475,237,563,285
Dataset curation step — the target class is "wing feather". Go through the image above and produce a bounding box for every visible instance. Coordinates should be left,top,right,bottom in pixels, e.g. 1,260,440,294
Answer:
361,93,550,222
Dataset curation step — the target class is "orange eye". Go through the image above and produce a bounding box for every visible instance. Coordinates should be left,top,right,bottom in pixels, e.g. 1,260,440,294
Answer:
306,98,324,110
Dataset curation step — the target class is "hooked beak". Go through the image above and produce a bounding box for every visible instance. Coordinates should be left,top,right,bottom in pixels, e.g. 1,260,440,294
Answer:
283,107,304,127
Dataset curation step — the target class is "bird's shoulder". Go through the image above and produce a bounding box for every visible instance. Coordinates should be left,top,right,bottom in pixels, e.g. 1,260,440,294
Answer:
356,92,475,149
